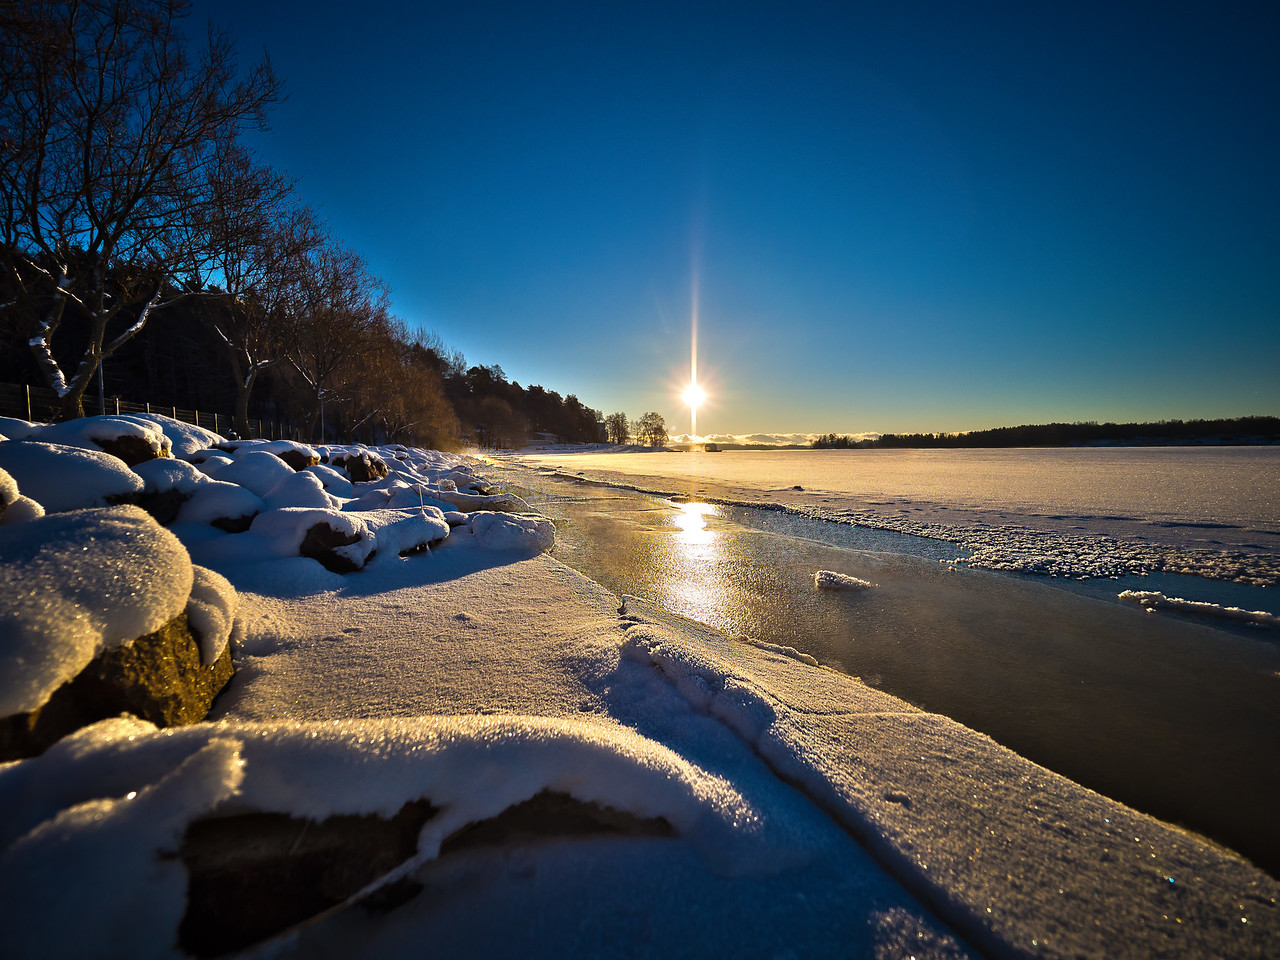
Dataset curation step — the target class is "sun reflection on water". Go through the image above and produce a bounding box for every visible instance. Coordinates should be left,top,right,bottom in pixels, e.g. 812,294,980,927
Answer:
660,501,733,622
672,501,716,546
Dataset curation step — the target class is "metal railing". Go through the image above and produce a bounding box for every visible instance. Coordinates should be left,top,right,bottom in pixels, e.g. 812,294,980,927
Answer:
0,381,294,441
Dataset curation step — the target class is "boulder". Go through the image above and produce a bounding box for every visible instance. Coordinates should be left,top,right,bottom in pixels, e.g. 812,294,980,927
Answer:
331,450,389,483
250,508,376,573
299,521,370,573
179,800,438,958
94,431,168,466
0,441,144,512
0,611,234,761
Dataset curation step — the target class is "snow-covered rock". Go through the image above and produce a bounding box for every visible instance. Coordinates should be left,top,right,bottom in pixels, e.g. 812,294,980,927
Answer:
0,714,753,958
0,416,39,440
250,507,377,573
449,511,556,553
0,441,144,513
125,413,225,459
330,448,389,482
0,506,221,757
36,416,171,465
262,469,342,511
204,450,296,497
359,507,451,559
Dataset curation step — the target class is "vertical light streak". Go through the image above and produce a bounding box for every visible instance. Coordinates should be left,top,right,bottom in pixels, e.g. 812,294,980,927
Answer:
690,266,699,439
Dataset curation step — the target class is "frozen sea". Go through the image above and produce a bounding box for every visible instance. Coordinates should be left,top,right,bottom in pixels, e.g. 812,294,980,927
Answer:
497,445,1280,876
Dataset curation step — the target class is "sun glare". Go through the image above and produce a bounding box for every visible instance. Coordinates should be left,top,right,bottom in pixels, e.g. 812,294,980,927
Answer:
682,383,706,408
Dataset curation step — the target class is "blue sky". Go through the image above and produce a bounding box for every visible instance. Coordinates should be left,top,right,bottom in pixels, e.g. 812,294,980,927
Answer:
192,1,1279,436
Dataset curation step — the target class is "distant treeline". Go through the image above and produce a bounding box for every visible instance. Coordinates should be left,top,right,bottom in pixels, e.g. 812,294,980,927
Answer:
811,417,1280,449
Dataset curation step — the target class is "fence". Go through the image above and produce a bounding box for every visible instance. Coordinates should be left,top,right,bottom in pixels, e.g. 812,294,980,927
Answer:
0,381,295,441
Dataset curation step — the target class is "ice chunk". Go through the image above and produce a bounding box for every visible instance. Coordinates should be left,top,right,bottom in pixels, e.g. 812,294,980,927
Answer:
1118,589,1279,626
0,441,144,513
814,570,874,590
0,506,194,715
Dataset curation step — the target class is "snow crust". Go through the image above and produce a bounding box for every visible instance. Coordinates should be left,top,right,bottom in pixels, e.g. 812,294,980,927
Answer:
0,506,193,715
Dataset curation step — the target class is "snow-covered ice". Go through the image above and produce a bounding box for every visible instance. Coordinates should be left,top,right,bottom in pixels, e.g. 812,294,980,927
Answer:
1,420,1276,959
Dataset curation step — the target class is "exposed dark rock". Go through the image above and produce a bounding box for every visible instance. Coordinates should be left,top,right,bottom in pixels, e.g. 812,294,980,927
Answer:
0,612,234,761
332,451,389,483
398,537,446,558
94,433,167,466
210,512,257,534
439,790,675,854
299,521,366,573
177,791,673,957
275,448,319,471
134,488,193,526
179,799,439,958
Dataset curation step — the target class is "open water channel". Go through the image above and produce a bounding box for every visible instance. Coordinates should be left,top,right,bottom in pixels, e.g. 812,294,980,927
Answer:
490,458,1280,878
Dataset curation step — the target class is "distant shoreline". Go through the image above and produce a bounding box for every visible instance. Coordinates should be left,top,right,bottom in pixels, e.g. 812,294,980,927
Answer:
666,415,1280,451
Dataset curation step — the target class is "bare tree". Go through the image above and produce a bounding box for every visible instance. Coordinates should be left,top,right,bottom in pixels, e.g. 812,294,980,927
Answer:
0,0,280,419
285,240,390,442
604,411,629,445
196,139,320,435
634,411,668,447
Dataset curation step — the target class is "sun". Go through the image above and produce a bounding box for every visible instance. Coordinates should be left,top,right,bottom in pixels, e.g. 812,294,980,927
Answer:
682,383,706,408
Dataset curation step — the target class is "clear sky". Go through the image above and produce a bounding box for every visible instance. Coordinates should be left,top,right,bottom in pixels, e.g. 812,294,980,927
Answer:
191,0,1279,437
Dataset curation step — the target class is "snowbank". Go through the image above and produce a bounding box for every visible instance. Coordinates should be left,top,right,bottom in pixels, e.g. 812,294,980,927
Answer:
0,714,754,958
